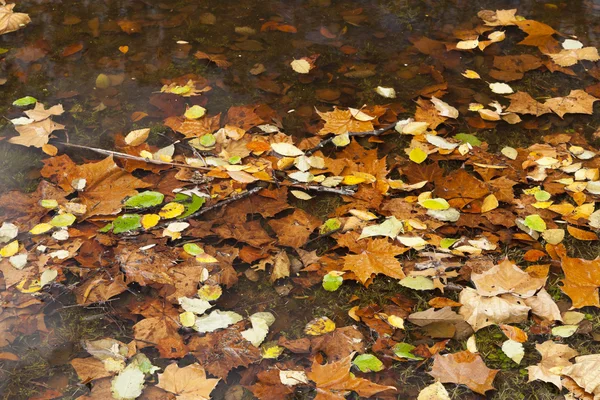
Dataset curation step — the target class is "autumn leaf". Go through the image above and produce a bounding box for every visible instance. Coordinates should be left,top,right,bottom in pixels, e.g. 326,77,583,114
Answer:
470,259,547,298
24,102,65,121
458,287,531,331
316,107,374,136
194,51,232,69
527,341,578,389
429,351,499,395
561,354,600,399
0,3,31,35
544,90,599,118
505,91,552,116
157,363,219,400
307,352,395,400
555,244,600,308
343,238,406,284
549,47,600,67
189,322,261,380
9,118,65,148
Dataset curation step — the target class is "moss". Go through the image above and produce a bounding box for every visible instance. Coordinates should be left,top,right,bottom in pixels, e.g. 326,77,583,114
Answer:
0,348,49,400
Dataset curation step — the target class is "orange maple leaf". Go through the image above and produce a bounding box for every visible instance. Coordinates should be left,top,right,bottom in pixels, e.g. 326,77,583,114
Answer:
429,350,499,395
316,107,374,136
343,238,406,284
307,352,395,400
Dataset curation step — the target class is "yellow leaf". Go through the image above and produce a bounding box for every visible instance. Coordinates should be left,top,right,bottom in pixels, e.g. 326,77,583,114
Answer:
481,194,499,213
30,223,53,235
179,311,196,327
119,45,129,54
16,279,41,293
159,203,185,219
196,254,219,263
342,175,366,185
0,240,19,257
141,214,160,229
304,316,336,336
409,147,427,164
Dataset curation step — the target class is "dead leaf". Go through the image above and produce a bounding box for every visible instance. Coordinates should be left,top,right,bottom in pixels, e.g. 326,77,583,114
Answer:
0,3,31,35
555,244,600,308
527,341,578,389
157,363,219,400
544,90,599,118
429,350,499,395
343,238,406,284
307,352,395,400
10,118,65,148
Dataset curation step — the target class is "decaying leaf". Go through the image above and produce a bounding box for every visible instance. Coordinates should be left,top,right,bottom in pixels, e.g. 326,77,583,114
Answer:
429,351,499,395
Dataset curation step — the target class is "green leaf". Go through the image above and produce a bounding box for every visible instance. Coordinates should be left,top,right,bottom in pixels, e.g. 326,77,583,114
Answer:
124,191,164,208
40,199,58,209
199,134,216,147
184,105,206,120
13,96,37,107
0,48,9,55
228,156,242,165
392,343,423,360
454,133,482,146
50,213,76,227
112,214,142,234
524,214,546,232
320,218,341,235
420,198,450,210
99,223,113,233
534,190,551,201
399,276,435,290
174,193,206,218
352,354,385,373
440,238,457,249
322,273,343,292
183,243,204,256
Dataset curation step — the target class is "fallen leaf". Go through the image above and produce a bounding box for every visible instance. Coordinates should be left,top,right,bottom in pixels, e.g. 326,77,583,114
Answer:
0,3,31,36
157,363,219,400
527,340,578,389
429,351,499,395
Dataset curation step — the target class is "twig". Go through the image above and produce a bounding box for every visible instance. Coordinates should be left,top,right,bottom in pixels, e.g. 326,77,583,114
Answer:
303,227,341,246
289,184,357,196
305,122,397,155
55,142,212,171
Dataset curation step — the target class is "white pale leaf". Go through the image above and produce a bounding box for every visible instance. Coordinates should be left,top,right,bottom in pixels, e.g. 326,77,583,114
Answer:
502,339,524,364
489,82,514,94
193,310,243,333
425,134,459,150
430,96,459,118
279,370,309,386
178,297,213,315
271,142,304,157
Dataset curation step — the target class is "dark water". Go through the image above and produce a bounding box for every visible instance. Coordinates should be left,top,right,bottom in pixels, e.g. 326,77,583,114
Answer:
1,0,600,398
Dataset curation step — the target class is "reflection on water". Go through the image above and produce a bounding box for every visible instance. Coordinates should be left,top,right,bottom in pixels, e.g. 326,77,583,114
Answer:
1,0,600,398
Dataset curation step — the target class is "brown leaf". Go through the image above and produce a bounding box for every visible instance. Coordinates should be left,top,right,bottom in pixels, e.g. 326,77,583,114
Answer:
71,357,111,384
555,244,600,308
429,351,499,395
247,369,296,400
157,363,220,400
505,91,552,116
189,322,261,380
527,341,578,389
133,316,187,358
194,51,231,69
544,89,599,118
24,103,65,121
0,3,31,35
343,238,406,284
470,259,547,297
307,352,395,400
269,209,321,248
316,107,374,136
459,287,531,331
310,326,366,361
9,118,65,148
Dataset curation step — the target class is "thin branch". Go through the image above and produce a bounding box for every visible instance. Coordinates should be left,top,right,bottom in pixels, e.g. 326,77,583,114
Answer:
289,184,356,196
305,122,397,155
55,142,212,171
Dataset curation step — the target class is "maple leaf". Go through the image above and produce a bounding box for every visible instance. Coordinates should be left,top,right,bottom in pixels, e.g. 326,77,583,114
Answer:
194,51,231,69
555,244,600,308
458,287,531,331
9,118,65,148
316,107,374,136
408,306,472,339
343,238,406,284
115,244,174,286
429,351,499,395
157,363,219,400
549,47,600,67
24,103,65,121
515,20,558,51
310,326,366,362
133,316,187,359
307,352,395,400
164,114,222,138
71,357,112,384
478,9,518,26
561,354,600,399
505,91,552,116
470,259,547,298
544,90,599,118
415,97,447,129
247,369,296,400
189,322,261,380
269,209,321,248
0,3,31,35
74,273,128,305
527,341,578,389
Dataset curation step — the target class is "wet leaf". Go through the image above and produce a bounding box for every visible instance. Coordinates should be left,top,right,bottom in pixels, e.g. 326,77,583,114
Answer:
352,354,384,372
125,191,164,209
429,351,499,395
